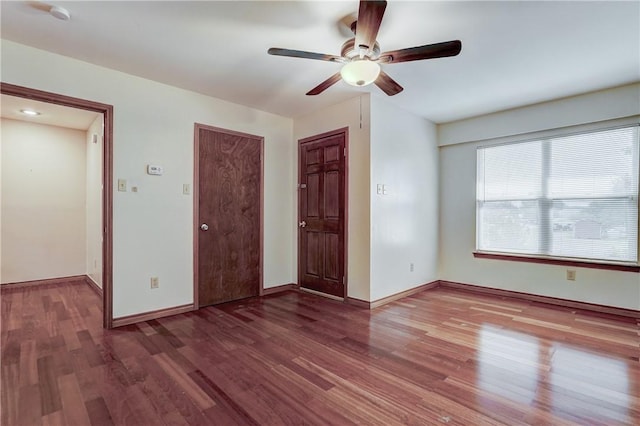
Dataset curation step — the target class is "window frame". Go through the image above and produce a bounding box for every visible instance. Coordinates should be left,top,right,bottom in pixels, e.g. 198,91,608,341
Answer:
474,123,640,272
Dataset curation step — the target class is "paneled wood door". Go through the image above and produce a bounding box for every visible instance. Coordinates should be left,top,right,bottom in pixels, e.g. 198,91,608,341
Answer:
195,124,263,308
298,128,347,298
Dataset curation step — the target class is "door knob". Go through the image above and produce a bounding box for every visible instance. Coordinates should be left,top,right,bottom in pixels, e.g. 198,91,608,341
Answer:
200,223,209,231
299,221,306,228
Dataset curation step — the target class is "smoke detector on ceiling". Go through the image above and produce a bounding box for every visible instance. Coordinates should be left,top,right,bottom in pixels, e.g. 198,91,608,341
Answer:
49,5,71,21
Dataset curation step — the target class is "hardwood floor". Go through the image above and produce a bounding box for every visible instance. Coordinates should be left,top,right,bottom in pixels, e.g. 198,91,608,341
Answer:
1,281,638,425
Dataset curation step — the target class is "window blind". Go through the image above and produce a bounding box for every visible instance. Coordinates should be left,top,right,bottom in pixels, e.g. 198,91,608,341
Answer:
477,125,639,263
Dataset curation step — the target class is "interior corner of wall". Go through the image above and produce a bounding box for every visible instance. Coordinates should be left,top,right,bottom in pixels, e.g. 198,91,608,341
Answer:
359,93,372,132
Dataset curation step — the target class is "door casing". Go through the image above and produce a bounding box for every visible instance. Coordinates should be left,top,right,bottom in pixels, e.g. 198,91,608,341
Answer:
1,82,114,328
193,123,264,309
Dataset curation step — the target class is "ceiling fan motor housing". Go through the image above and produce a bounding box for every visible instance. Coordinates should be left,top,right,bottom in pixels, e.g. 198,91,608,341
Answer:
341,38,381,60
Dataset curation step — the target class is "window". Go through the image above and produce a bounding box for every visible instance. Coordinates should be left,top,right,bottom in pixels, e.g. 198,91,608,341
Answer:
476,125,639,264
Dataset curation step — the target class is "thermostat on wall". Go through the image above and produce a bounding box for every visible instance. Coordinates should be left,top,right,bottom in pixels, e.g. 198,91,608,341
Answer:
147,165,163,175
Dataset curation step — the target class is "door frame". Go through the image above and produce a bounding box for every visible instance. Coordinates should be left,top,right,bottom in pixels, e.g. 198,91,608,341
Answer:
297,127,349,300
1,82,114,328
192,123,264,309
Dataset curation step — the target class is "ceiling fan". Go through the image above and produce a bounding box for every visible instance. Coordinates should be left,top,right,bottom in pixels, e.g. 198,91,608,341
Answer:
268,0,462,96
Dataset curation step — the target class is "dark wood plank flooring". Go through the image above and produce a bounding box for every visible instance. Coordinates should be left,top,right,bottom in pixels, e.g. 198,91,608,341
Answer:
1,281,638,425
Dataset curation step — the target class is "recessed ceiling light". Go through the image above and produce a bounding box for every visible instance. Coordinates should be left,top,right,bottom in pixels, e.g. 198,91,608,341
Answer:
20,109,41,116
49,5,71,21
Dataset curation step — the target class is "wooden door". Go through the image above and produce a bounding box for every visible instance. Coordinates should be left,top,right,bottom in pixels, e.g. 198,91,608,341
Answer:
298,129,347,298
195,124,263,308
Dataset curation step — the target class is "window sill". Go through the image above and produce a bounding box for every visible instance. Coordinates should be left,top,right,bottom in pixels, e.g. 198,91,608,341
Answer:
473,252,640,273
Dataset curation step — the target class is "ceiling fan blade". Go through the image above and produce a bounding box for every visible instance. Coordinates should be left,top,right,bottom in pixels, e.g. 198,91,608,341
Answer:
355,0,387,53
375,71,403,96
268,48,345,63
306,73,343,96
378,40,462,64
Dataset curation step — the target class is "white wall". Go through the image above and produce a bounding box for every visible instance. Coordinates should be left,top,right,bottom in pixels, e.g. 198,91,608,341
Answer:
1,118,87,283
1,40,294,318
438,84,640,310
369,98,439,301
439,83,640,146
293,95,371,301
86,115,103,288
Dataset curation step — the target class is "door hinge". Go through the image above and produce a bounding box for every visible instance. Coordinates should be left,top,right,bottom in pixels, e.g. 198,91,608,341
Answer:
344,148,347,157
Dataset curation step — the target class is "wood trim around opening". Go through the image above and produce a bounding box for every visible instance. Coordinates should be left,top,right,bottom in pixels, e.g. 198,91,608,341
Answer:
193,123,265,309
474,251,640,273
297,127,349,299
0,82,114,329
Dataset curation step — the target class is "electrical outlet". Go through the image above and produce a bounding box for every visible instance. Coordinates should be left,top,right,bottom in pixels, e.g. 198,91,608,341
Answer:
566,270,576,281
410,263,414,272
117,179,127,192
150,277,159,289
183,184,190,195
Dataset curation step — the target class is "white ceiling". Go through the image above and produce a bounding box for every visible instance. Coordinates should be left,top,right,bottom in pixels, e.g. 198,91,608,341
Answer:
1,1,638,123
1,94,100,130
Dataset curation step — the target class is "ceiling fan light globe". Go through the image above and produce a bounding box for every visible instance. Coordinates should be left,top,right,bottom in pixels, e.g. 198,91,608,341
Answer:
340,60,380,87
